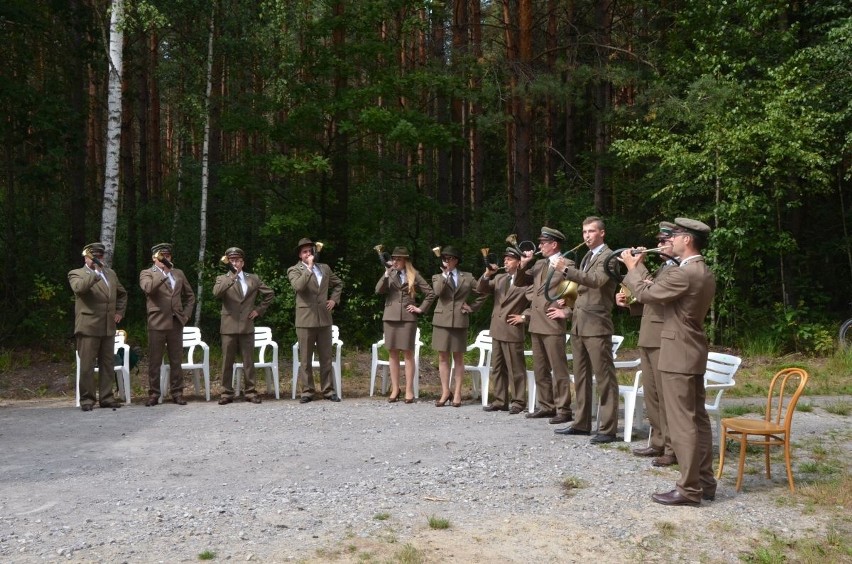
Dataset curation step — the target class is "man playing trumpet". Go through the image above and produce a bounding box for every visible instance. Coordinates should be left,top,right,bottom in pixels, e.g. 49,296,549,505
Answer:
479,246,531,413
288,238,343,403
213,247,275,404
68,242,128,411
140,243,196,406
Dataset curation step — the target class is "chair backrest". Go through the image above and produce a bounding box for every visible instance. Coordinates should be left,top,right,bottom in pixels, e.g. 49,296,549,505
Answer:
764,367,809,430
704,352,742,386
254,326,274,345
182,326,204,346
611,335,624,357
115,329,127,345
468,330,492,366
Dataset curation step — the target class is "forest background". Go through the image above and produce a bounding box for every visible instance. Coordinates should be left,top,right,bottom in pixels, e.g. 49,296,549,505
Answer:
1,0,851,361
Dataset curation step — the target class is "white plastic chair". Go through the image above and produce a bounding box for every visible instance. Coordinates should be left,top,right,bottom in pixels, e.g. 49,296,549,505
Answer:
291,324,343,399
233,326,280,399
159,326,211,402
75,329,132,406
630,351,742,446
450,330,492,405
369,328,423,398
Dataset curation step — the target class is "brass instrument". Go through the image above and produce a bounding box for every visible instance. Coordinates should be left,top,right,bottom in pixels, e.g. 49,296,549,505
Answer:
313,242,324,258
220,254,237,273
505,234,537,256
152,251,173,269
432,246,442,257
82,249,103,268
374,244,391,268
542,241,587,303
603,247,681,305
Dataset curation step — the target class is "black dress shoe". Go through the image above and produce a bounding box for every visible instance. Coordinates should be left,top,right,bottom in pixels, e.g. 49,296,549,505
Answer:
509,405,524,415
218,396,234,405
702,493,716,501
590,434,617,444
651,489,700,507
99,401,122,409
247,396,262,404
633,446,663,457
145,396,159,407
325,394,341,402
554,426,591,436
483,404,509,412
525,409,556,419
81,404,94,412
299,396,313,404
548,413,573,424
172,395,187,405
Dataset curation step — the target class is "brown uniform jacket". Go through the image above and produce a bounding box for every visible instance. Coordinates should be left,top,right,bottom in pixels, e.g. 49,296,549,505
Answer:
139,266,196,330
562,245,617,337
287,262,343,328
68,266,128,337
376,270,436,321
628,262,676,348
477,272,529,343
430,270,485,329
623,256,715,374
515,259,568,336
212,272,275,335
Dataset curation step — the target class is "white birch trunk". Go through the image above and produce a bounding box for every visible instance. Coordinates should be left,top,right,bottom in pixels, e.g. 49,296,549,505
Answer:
100,0,124,264
194,7,215,327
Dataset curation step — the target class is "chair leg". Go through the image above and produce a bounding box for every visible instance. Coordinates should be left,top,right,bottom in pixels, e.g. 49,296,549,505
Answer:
735,436,748,492
481,372,489,407
765,443,772,479
369,358,378,396
783,437,795,493
622,394,635,443
716,427,728,479
271,366,280,400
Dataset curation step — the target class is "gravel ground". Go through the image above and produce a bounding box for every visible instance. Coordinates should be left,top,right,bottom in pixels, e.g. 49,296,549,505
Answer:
0,394,849,563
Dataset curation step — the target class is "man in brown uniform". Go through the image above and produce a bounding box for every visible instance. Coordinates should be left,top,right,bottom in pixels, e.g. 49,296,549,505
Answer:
618,222,678,465
213,247,275,404
553,217,618,444
515,227,573,424
68,242,128,411
622,217,716,506
139,243,196,406
478,247,531,413
287,238,343,403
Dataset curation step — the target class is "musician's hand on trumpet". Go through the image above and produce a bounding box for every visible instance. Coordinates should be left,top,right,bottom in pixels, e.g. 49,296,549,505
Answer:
620,247,646,270
153,251,173,272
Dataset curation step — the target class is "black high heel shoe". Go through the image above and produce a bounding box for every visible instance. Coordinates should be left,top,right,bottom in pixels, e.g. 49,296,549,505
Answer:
388,391,400,403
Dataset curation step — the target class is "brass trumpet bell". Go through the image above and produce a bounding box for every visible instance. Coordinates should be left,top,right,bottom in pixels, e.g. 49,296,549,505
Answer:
555,280,579,308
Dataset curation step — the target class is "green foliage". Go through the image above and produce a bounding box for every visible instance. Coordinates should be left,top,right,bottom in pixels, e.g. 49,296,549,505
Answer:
20,275,69,342
197,549,216,560
769,302,835,356
427,515,450,530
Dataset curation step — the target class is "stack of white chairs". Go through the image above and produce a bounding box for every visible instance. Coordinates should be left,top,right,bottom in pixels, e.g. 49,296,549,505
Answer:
233,326,280,399
159,326,211,402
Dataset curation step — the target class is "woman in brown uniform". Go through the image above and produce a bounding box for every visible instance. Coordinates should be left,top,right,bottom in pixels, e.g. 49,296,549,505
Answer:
376,247,435,403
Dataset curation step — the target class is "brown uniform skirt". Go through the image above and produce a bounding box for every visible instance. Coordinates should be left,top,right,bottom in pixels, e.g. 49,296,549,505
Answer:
431,326,467,352
383,320,417,351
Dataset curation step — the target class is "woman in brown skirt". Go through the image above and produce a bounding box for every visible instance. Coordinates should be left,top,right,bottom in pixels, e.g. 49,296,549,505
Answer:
431,246,486,407
375,247,435,402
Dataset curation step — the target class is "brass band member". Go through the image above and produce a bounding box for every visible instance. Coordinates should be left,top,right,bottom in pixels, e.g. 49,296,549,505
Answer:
479,247,531,413
431,246,486,407
622,218,716,506
287,238,343,403
375,247,436,403
213,247,275,404
140,243,196,406
68,242,128,411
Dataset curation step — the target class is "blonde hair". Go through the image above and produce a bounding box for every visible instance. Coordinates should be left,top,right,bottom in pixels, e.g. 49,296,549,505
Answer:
402,260,417,298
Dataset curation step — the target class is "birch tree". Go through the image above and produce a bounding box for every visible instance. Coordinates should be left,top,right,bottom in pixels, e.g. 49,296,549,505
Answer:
194,6,215,327
100,0,124,264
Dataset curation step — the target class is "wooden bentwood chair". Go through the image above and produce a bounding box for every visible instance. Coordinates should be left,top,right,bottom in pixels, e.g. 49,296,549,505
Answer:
716,367,809,493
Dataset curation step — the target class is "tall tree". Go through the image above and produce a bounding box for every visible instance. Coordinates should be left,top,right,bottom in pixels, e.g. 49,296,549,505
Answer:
100,0,125,264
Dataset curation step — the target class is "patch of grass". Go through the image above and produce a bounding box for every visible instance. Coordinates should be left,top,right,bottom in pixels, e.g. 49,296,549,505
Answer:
722,404,762,417
738,333,782,357
823,401,851,416
198,550,216,560
393,543,424,564
799,472,852,507
0,350,12,372
427,515,451,530
799,461,841,475
740,520,852,563
655,521,677,537
796,402,814,412
373,512,390,521
561,476,587,494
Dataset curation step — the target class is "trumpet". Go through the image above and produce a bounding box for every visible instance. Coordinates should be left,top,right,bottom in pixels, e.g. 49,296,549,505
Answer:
505,234,537,256
82,249,103,268
480,247,505,272
220,255,237,273
432,246,442,257
374,244,391,269
152,251,173,269
604,247,680,305
312,241,324,260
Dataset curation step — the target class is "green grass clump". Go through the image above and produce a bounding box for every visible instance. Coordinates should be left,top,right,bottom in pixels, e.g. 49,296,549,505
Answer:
198,550,216,560
373,512,390,521
427,515,451,529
